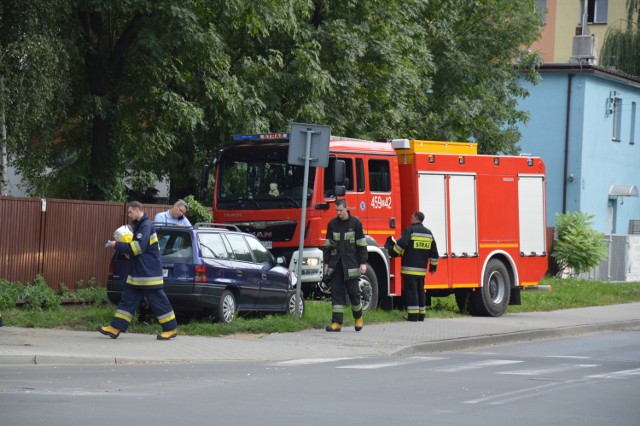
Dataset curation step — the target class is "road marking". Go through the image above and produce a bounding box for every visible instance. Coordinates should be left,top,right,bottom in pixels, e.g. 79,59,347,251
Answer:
465,380,575,405
273,357,359,366
586,367,640,379
544,355,592,359
434,359,523,373
336,356,445,370
498,363,600,376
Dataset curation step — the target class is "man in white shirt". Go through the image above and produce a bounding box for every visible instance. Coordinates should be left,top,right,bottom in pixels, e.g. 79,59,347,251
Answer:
154,199,192,226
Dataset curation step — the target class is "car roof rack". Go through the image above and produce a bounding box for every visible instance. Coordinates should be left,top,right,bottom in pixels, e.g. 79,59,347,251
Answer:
194,222,241,232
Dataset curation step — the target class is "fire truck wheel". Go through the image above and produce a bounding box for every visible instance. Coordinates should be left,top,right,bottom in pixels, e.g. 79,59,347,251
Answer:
348,263,378,311
471,259,511,317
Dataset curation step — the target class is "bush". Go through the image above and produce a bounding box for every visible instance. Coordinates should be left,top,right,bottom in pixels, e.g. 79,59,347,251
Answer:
61,278,109,305
0,279,23,310
184,194,212,224
20,275,61,310
552,211,608,276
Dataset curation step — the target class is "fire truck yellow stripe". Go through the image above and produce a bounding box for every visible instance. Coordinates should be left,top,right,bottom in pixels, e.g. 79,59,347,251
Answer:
425,283,478,289
479,243,519,248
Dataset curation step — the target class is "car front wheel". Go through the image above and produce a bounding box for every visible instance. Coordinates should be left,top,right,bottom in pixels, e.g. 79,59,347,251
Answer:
216,290,237,323
287,292,305,317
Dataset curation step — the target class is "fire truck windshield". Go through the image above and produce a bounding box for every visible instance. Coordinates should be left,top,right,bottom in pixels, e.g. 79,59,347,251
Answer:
217,145,315,210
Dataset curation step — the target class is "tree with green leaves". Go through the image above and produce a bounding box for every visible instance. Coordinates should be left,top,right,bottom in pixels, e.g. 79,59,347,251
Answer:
600,0,640,76
0,0,74,196
2,0,544,201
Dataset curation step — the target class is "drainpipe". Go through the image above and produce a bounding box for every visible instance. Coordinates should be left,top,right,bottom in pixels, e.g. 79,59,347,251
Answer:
562,74,573,213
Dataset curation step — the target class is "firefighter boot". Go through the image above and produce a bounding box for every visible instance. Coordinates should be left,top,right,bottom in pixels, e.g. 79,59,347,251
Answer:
325,322,342,332
406,313,419,322
157,329,178,340
0,315,3,327
354,316,364,332
97,325,121,339
418,313,425,322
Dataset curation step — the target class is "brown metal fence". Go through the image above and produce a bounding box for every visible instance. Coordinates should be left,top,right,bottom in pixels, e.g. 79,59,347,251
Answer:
0,196,174,292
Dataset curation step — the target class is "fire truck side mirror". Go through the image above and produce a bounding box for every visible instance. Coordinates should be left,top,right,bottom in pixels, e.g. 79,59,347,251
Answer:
334,159,346,196
200,162,211,189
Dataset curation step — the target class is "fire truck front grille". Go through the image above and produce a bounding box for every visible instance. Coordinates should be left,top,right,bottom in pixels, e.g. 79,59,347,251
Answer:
235,220,297,243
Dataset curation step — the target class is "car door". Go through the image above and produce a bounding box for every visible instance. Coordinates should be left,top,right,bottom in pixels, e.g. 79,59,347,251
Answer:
222,232,261,311
197,231,233,293
158,229,195,296
245,235,289,310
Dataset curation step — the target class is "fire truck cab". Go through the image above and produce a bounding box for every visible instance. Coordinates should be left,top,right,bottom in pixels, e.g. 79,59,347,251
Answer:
208,134,547,316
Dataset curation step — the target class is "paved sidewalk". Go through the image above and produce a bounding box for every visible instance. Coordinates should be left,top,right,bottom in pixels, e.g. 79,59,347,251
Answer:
1,303,639,365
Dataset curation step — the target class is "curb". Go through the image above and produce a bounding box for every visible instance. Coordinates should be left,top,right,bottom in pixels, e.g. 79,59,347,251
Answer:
394,319,640,355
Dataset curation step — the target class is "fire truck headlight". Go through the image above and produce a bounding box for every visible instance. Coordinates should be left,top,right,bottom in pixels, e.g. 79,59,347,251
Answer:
303,257,320,266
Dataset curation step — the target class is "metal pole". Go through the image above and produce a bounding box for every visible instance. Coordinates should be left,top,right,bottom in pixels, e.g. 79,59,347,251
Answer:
294,129,314,318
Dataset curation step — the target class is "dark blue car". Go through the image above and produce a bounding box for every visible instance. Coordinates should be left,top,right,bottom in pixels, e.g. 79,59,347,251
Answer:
107,223,303,323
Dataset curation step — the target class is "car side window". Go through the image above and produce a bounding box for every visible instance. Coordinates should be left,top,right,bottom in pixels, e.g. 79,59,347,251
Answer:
223,233,254,263
198,233,230,259
245,236,274,266
158,231,193,264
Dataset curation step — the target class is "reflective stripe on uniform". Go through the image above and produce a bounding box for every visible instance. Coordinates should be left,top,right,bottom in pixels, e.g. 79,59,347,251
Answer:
347,267,360,278
115,309,134,323
127,275,164,286
157,311,176,324
129,240,141,256
401,266,427,276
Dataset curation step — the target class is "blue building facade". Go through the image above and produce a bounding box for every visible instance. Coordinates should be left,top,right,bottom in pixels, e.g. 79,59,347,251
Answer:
517,64,640,235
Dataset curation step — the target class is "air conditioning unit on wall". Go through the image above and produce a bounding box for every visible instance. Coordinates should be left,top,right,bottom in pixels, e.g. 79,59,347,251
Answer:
569,35,597,64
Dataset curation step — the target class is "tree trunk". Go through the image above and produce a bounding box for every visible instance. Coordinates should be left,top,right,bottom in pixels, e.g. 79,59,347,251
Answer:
87,115,110,200
0,76,8,196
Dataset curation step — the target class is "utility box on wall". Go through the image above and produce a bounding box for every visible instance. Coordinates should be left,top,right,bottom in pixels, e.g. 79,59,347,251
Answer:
579,235,640,282
627,235,640,282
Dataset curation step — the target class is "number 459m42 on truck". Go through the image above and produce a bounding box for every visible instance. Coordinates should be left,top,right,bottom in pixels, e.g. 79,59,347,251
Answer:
205,133,548,316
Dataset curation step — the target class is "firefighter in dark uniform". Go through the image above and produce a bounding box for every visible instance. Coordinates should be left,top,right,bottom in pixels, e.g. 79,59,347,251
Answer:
323,198,368,332
98,201,178,340
388,211,439,321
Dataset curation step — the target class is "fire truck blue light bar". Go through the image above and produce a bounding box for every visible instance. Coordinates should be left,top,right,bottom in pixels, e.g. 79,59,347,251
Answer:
232,133,290,141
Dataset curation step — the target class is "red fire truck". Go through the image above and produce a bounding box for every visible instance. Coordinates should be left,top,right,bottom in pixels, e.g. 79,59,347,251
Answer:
207,134,547,316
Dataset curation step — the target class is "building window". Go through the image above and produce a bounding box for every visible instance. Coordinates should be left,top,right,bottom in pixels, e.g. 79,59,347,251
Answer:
612,97,622,142
582,0,608,24
631,102,636,145
536,0,547,24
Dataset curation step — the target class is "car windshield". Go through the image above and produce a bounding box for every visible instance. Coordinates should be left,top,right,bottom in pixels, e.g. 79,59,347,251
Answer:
216,144,315,210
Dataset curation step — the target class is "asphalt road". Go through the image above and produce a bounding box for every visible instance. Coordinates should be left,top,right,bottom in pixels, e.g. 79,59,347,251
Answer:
2,328,639,426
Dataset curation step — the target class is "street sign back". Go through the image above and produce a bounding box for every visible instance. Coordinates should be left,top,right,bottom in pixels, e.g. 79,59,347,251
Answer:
288,123,330,168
